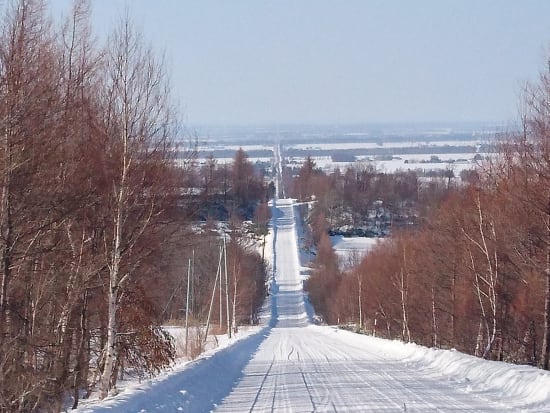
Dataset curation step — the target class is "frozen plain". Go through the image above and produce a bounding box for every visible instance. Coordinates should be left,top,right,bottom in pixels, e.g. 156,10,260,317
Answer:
76,198,550,412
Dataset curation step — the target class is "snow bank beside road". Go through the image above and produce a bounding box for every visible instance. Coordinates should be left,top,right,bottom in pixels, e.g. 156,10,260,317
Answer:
403,344,550,410
73,325,269,413
319,326,550,411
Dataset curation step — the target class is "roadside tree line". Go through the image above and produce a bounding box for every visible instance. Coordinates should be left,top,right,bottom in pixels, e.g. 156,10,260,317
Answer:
303,59,550,369
0,1,270,411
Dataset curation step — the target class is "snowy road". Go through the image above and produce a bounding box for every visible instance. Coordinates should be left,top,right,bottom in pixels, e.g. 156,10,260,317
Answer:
78,198,550,412
213,199,506,412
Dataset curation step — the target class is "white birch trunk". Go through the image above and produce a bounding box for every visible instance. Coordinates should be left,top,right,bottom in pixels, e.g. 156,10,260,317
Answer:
462,193,499,359
431,286,437,347
99,281,119,398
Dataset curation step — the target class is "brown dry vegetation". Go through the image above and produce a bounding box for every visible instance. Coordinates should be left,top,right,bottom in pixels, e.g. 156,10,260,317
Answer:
0,1,269,411
301,58,550,370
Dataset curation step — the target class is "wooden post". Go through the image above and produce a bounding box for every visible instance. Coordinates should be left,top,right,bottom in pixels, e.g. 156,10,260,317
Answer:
224,235,231,338
185,258,191,356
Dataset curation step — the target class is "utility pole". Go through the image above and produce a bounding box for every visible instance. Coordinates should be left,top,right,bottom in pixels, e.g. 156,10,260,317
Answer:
219,251,223,328
184,258,191,356
224,234,231,338
205,246,223,344
190,249,195,316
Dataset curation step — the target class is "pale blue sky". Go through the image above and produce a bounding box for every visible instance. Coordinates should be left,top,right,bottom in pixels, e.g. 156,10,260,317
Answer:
48,1,550,126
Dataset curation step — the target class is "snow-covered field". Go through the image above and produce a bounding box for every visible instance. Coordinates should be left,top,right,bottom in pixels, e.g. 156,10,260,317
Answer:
191,133,493,174
197,156,272,165
291,155,482,174
203,144,274,151
74,197,550,412
331,235,379,269
287,140,488,151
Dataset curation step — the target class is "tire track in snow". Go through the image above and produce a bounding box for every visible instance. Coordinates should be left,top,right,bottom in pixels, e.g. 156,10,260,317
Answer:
287,346,294,360
249,357,276,413
293,328,404,412
299,364,316,411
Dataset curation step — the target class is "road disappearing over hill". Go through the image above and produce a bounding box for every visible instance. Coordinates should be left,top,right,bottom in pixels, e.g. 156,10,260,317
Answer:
213,199,508,412
78,197,550,413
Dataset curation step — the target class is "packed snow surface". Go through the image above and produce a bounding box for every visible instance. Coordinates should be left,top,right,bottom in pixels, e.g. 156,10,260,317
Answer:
76,198,550,412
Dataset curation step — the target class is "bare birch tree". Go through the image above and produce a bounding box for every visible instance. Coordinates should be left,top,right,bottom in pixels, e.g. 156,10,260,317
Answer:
97,15,176,398
459,188,503,359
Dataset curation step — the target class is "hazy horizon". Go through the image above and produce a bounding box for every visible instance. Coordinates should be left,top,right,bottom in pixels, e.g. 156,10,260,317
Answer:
48,1,550,126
